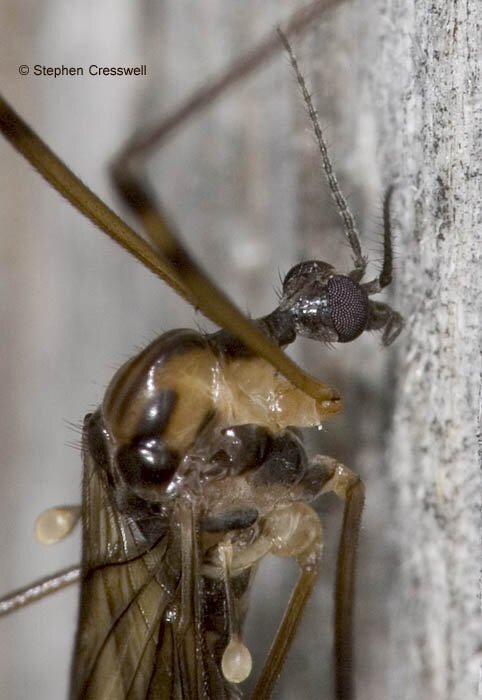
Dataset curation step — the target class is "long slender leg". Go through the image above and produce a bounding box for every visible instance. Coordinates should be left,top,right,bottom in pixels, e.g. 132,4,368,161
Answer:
322,463,365,700
250,461,364,700
248,501,324,699
0,566,81,616
119,0,343,161
0,96,192,306
250,566,320,700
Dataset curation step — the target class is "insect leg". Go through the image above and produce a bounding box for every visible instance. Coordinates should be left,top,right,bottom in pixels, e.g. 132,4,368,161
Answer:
250,566,320,700
171,500,204,699
355,186,404,343
0,566,81,616
363,186,397,295
321,462,365,700
118,1,344,162
378,186,396,290
0,95,192,306
249,458,364,700
366,301,405,345
0,504,82,615
249,502,323,700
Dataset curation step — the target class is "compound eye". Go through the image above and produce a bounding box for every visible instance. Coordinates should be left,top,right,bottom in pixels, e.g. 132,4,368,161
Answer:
327,275,369,342
117,437,178,487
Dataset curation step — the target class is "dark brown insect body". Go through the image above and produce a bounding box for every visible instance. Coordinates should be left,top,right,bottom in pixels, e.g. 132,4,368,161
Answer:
0,5,404,699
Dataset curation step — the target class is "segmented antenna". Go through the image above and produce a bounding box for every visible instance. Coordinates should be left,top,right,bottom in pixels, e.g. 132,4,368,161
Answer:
277,29,367,279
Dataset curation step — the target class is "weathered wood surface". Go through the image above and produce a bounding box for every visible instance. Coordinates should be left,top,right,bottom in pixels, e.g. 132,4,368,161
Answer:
0,1,479,699
374,2,481,698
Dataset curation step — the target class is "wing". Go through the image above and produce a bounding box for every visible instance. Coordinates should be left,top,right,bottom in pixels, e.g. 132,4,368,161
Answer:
71,437,180,700
71,423,241,700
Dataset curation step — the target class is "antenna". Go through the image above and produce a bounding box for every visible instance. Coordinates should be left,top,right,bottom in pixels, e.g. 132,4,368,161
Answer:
278,28,367,280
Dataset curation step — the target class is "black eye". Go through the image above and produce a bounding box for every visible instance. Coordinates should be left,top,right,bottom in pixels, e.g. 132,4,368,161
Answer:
116,437,178,487
327,275,369,342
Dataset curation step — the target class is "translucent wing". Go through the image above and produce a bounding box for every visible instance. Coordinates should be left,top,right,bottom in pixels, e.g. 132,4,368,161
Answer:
71,426,179,700
71,418,238,700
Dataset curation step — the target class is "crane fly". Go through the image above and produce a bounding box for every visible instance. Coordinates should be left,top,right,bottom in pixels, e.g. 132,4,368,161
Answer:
0,3,403,698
